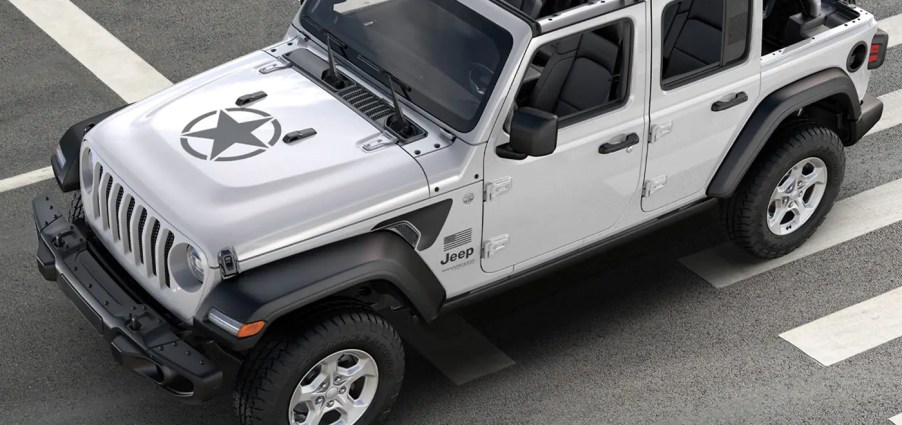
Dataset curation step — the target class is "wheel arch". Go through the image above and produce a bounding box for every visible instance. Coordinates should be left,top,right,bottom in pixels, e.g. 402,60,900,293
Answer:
195,231,447,352
708,68,861,199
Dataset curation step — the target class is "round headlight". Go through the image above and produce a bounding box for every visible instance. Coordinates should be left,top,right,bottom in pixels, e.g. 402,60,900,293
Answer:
80,147,95,192
187,246,205,282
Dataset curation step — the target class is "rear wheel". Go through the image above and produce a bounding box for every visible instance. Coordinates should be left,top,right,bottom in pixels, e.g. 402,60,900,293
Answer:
720,122,845,259
235,308,404,425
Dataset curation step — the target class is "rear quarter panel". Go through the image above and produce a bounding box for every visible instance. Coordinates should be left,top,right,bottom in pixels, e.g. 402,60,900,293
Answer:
760,5,878,101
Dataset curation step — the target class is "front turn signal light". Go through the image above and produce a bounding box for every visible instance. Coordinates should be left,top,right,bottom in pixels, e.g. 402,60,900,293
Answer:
237,321,266,338
208,308,266,338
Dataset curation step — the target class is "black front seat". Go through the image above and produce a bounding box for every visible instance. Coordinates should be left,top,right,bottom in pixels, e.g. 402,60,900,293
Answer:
527,32,620,117
504,0,545,18
662,0,724,79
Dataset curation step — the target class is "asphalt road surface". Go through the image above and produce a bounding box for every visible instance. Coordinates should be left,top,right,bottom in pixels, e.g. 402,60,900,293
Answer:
2,1,902,424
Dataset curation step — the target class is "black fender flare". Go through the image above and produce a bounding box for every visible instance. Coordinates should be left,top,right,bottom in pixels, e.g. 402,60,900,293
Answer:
707,68,860,198
195,231,447,350
54,105,129,192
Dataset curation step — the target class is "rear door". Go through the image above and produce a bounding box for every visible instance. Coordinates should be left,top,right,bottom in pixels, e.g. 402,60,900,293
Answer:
643,0,761,211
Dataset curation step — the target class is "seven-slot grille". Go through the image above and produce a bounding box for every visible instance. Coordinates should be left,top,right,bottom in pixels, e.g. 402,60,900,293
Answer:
89,165,179,288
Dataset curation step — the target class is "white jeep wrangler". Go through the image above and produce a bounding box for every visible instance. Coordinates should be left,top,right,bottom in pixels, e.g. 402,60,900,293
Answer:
34,0,888,423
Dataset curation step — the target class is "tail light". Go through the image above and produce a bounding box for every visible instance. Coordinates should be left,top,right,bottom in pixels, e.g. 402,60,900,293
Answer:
869,29,889,70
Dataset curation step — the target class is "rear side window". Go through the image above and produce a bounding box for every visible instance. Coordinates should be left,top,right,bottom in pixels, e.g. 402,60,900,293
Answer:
660,0,751,88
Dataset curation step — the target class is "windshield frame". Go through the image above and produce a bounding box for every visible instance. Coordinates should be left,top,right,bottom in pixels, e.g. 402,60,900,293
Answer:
296,0,517,134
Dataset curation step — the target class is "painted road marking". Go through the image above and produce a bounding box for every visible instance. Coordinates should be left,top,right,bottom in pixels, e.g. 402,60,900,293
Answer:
7,0,172,103
682,175,902,288
0,167,54,194
780,287,902,366
870,89,902,135
891,413,902,425
2,0,174,195
883,13,901,49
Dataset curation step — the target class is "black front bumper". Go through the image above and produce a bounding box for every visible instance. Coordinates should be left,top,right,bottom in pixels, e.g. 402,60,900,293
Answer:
33,195,224,403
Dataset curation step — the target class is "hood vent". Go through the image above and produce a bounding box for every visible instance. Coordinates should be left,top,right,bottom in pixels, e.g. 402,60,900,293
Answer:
336,85,394,121
283,48,427,144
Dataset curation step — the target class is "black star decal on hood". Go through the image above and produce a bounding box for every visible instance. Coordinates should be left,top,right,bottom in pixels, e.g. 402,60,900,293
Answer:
182,110,275,160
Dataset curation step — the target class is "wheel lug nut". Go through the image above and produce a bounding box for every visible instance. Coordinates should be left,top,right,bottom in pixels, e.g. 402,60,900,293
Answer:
327,401,334,408
334,377,343,384
315,396,325,405
339,387,346,394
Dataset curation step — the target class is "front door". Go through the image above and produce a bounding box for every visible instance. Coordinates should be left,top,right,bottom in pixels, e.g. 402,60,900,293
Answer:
643,0,761,211
481,5,648,273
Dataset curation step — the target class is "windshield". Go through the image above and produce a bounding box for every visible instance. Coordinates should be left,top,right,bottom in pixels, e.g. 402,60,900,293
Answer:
300,0,513,133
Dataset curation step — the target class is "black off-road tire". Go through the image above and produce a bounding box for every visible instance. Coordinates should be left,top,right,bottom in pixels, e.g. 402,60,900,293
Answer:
720,121,845,259
234,306,405,425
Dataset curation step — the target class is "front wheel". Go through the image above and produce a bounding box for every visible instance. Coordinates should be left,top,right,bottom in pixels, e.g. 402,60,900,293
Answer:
234,308,405,425
721,122,845,259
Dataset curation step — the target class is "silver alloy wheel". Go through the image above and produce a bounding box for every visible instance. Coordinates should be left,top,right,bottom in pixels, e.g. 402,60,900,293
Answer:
288,349,379,425
766,157,828,236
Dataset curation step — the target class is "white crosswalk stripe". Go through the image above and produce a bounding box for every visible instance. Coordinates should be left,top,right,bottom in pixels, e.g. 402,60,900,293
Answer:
780,286,902,366
0,167,54,194
7,0,172,103
870,89,902,135
890,412,902,424
2,0,174,195
881,13,902,49
681,172,902,288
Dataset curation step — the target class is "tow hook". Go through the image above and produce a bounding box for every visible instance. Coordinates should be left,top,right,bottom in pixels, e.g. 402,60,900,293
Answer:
126,314,142,331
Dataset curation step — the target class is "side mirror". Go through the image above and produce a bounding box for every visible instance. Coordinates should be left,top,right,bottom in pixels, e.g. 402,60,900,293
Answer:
498,107,558,160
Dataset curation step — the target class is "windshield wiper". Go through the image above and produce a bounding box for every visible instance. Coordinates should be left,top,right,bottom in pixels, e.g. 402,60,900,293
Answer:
383,72,418,139
321,31,351,90
304,16,419,139
300,17,351,90
355,54,418,138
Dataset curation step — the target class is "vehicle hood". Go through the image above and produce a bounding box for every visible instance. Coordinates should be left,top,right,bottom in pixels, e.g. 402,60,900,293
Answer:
87,50,430,262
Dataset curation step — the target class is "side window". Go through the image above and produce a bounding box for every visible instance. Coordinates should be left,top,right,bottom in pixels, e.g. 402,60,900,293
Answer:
511,20,633,127
660,0,751,88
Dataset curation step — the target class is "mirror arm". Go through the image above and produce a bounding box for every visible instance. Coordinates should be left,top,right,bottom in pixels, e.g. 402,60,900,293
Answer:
496,144,528,160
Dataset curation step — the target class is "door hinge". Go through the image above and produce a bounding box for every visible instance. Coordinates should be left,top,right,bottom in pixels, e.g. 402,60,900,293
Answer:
484,177,512,201
643,175,667,198
482,234,509,259
650,122,673,143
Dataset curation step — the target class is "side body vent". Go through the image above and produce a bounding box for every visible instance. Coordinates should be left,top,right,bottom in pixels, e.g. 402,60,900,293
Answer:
383,222,421,249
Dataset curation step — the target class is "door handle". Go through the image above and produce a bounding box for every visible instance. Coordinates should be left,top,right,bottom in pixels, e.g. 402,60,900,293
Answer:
599,133,640,154
712,92,749,112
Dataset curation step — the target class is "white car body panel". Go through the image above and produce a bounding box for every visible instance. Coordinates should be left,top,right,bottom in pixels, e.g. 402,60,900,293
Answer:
76,0,882,320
